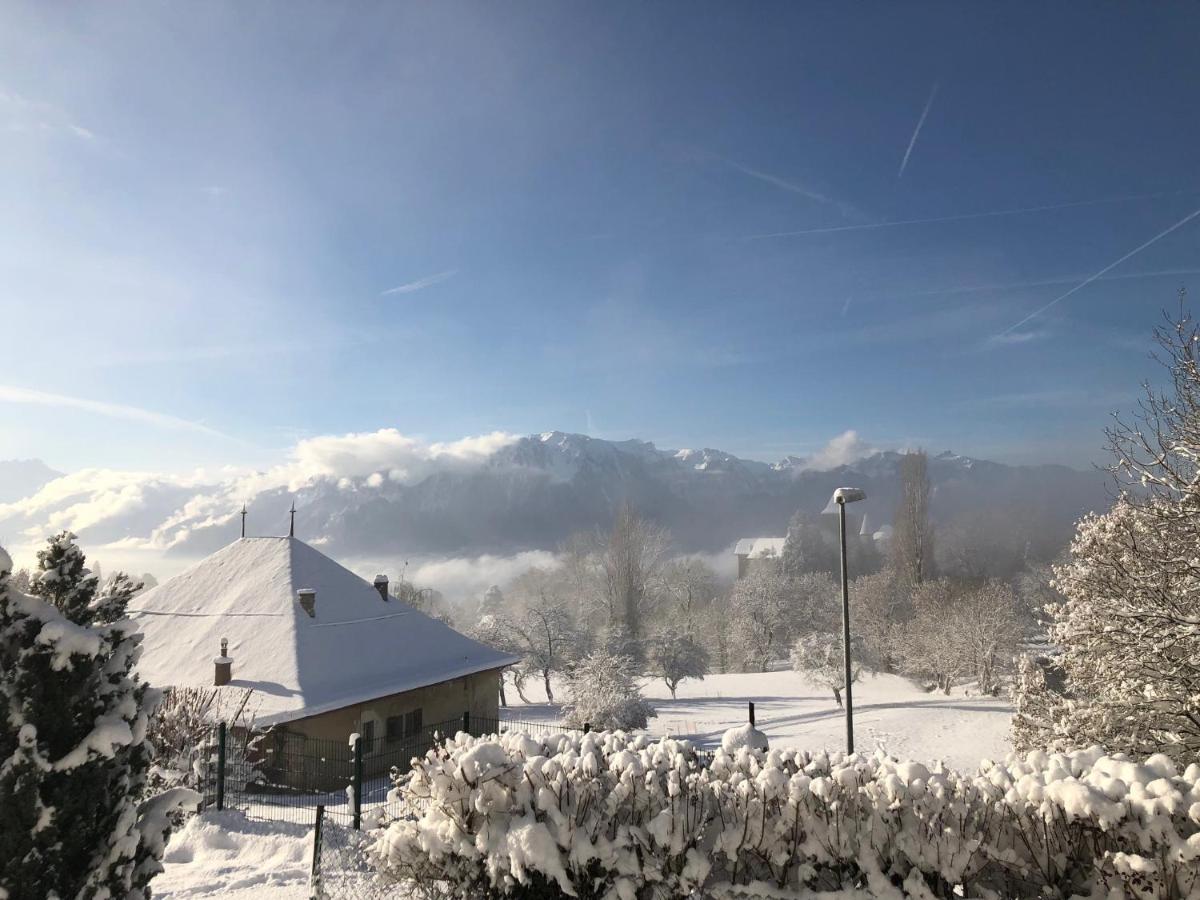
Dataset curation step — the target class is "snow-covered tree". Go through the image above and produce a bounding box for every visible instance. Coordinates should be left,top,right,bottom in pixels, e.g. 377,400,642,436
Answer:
849,569,907,671
953,580,1024,695
1019,306,1200,762
561,648,654,730
0,533,197,900
469,613,519,707
790,632,861,707
728,568,794,672
8,567,31,594
496,569,578,703
647,626,709,698
898,579,963,693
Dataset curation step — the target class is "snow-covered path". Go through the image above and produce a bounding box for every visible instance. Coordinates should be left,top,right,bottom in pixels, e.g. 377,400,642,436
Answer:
154,812,312,899
509,669,1013,772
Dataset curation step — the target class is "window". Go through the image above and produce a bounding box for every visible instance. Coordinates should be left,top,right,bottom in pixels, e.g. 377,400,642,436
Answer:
404,708,423,738
361,718,376,754
385,708,423,745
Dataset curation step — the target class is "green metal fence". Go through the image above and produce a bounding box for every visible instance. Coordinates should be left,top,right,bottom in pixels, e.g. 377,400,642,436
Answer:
206,713,569,826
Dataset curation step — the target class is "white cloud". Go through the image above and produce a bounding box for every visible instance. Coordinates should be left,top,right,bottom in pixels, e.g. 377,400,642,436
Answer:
0,428,523,565
804,430,874,471
278,428,518,487
400,551,561,602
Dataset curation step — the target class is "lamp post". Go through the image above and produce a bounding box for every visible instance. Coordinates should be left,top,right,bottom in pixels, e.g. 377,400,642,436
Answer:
825,486,866,754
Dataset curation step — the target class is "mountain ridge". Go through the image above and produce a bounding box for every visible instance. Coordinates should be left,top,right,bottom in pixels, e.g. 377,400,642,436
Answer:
0,433,1108,567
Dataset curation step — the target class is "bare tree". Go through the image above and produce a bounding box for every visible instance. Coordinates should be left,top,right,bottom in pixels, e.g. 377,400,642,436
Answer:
563,504,670,648
603,503,669,643
891,450,934,586
504,568,579,703
655,557,718,634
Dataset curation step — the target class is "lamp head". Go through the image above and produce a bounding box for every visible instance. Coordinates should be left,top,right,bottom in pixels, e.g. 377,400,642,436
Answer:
833,487,866,504
823,486,867,513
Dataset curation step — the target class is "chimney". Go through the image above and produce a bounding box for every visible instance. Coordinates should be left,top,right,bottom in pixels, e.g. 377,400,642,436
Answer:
297,588,316,618
214,638,232,686
373,574,389,601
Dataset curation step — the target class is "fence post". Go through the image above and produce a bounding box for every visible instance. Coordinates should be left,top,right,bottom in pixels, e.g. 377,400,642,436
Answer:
352,735,363,831
310,804,324,899
216,721,227,811
583,722,590,734
462,711,470,734
748,702,755,727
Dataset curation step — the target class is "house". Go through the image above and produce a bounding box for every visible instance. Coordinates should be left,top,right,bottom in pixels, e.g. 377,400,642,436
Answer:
733,537,787,579
130,536,519,767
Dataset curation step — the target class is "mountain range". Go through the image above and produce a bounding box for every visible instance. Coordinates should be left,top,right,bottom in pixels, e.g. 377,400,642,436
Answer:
0,432,1111,569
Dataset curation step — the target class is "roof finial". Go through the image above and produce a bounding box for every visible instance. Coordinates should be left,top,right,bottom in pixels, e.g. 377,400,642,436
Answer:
240,503,247,538
289,499,296,538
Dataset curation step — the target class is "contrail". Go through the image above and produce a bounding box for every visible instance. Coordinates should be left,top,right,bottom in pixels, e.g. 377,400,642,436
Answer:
841,294,853,317
898,83,939,178
381,269,457,296
996,203,1200,338
744,190,1194,240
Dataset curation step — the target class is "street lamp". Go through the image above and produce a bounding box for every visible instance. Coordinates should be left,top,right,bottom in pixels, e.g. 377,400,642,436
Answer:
824,486,866,754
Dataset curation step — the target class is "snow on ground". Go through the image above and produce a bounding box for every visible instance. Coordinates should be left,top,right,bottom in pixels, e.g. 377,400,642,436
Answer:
154,811,312,899
157,669,1012,897
509,669,1014,772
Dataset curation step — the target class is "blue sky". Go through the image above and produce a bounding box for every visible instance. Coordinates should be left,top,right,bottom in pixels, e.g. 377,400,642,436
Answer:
3,2,1199,473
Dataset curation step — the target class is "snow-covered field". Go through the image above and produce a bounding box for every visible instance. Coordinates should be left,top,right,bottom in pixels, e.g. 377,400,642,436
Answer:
511,669,1014,772
156,670,1012,898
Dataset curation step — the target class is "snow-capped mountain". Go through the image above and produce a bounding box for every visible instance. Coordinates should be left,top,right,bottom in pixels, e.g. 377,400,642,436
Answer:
0,433,1108,566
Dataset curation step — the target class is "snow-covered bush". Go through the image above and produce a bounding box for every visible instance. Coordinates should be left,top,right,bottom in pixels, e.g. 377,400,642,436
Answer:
0,534,199,899
560,648,654,731
146,685,259,793
372,726,1200,899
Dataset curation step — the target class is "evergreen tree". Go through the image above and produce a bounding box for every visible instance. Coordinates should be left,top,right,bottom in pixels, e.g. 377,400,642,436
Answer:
781,511,838,577
0,533,197,900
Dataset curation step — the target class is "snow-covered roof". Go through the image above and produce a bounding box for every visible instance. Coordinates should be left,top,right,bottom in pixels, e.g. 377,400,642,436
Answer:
733,537,786,558
130,537,519,726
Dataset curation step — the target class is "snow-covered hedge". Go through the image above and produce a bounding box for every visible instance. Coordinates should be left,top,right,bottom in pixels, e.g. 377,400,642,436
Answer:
372,730,1200,899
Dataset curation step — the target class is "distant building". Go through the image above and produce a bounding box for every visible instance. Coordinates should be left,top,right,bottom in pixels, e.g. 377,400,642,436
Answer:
734,537,787,579
131,536,519,762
